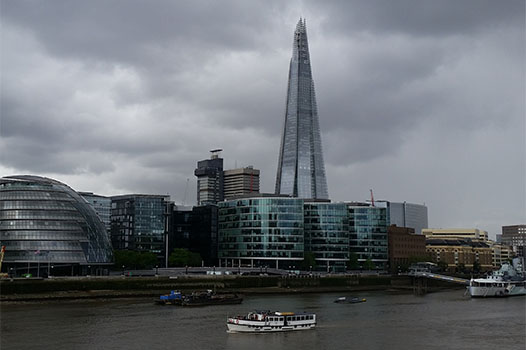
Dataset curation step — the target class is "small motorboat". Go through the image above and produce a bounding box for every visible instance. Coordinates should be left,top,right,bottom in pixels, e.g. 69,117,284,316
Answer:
156,290,183,305
334,296,366,304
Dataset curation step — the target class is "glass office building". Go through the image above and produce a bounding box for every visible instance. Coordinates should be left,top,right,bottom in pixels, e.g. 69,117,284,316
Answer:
79,192,111,239
218,197,304,269
0,175,113,276
376,201,428,234
347,203,388,270
304,202,349,271
110,194,169,260
275,19,329,200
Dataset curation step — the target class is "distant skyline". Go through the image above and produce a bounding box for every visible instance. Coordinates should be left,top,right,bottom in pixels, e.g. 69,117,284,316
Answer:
1,1,524,238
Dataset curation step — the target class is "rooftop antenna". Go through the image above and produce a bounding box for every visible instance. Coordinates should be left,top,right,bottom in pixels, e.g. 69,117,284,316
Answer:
210,148,222,159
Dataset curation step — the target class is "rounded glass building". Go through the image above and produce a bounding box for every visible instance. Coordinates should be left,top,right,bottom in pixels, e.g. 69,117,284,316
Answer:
0,175,113,276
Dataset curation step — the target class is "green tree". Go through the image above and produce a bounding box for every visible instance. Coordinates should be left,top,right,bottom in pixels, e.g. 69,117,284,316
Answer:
188,251,202,267
137,252,158,269
363,258,375,270
347,252,360,270
169,248,202,267
114,250,159,269
301,251,317,271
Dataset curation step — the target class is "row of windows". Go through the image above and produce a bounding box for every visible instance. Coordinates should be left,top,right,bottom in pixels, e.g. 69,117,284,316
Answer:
0,191,73,200
6,251,87,262
308,232,348,238
1,230,86,240
219,199,304,208
0,210,83,221
220,221,303,229
0,201,77,211
313,252,348,259
307,239,348,246
287,315,314,321
0,183,54,191
219,250,303,258
306,245,348,252
221,228,304,235
2,241,82,250
236,236,302,243
0,221,82,231
220,207,303,215
219,243,303,250
305,225,348,231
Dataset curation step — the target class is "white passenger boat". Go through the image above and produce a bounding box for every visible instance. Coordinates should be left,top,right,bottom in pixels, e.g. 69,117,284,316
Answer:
227,310,316,333
468,258,526,298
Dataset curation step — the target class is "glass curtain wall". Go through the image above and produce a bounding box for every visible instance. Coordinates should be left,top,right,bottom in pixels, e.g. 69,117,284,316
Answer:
218,197,304,269
304,202,349,271
348,205,388,270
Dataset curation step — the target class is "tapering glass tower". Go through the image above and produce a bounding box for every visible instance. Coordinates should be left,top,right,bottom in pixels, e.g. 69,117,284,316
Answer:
275,19,329,199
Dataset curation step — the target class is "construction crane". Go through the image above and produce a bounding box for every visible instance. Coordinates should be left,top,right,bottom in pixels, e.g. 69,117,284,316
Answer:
182,178,189,205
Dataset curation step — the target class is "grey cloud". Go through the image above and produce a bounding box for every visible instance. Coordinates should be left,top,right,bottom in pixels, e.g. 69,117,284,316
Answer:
0,1,523,237
312,0,524,37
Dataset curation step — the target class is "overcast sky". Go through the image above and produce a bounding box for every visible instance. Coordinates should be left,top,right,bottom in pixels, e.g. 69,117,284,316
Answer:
1,0,524,238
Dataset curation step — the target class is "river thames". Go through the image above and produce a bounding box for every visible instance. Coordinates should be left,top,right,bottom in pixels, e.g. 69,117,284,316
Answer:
1,290,524,350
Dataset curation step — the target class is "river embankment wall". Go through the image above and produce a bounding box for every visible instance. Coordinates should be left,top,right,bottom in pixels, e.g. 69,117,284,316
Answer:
0,275,464,301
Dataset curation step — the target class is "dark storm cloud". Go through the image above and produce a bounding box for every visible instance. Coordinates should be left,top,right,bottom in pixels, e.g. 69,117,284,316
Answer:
0,1,523,236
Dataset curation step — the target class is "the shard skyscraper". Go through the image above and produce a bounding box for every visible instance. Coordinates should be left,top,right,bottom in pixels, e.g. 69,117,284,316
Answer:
275,19,329,199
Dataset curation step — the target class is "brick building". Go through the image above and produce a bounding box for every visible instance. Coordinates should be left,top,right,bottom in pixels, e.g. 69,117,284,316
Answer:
387,225,427,272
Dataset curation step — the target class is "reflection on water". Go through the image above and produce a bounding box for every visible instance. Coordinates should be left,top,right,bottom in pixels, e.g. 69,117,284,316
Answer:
1,290,525,350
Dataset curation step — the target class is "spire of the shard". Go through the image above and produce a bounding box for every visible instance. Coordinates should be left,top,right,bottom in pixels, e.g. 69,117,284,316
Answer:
275,19,329,200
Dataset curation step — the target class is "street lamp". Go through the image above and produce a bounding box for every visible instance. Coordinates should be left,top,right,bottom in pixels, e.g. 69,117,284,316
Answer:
51,265,54,277
87,265,91,276
122,265,125,276
155,265,159,275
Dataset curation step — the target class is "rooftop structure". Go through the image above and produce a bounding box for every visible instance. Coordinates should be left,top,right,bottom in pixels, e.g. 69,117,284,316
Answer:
422,228,489,241
195,151,224,205
223,166,260,200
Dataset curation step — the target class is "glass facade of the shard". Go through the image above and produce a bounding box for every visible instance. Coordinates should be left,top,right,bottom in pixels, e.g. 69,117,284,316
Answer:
275,19,329,199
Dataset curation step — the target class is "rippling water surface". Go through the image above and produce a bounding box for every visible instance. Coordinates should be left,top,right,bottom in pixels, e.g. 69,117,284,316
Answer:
1,290,525,350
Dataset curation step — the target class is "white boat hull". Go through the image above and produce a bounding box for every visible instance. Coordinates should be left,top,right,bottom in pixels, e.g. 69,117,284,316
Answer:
227,313,316,333
227,322,315,333
469,284,526,297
